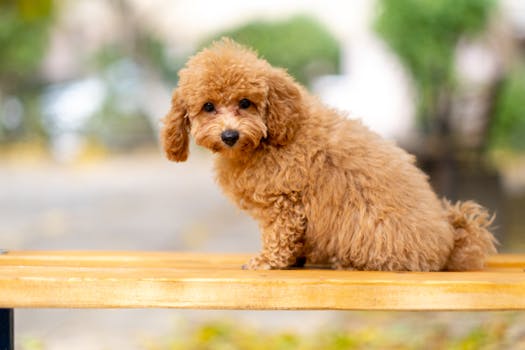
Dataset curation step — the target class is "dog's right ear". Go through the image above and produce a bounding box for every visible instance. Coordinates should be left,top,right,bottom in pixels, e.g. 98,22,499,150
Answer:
160,89,190,162
265,68,303,146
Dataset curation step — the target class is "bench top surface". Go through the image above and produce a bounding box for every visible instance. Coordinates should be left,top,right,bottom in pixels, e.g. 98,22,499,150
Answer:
1,251,524,311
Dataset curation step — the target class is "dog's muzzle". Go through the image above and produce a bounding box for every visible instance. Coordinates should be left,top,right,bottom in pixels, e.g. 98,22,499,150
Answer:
221,129,239,146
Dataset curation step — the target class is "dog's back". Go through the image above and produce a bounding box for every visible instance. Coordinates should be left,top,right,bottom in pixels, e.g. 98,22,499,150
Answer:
297,100,496,270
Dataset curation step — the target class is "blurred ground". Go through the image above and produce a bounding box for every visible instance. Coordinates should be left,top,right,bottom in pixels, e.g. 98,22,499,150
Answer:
0,150,257,252
1,150,524,350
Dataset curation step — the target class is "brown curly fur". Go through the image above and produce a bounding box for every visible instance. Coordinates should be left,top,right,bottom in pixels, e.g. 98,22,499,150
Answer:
161,38,497,271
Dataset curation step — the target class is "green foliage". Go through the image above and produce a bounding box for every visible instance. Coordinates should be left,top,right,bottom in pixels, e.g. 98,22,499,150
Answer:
20,336,45,350
205,16,341,86
138,34,182,84
0,0,54,87
84,19,182,150
375,0,495,131
0,0,55,144
83,58,156,151
144,317,512,350
489,63,525,151
92,34,181,84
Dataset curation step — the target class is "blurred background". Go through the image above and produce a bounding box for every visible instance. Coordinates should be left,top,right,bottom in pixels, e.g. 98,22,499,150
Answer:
1,0,525,349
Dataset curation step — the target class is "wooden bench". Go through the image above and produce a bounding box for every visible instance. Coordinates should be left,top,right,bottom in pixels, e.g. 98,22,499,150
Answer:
1,251,524,349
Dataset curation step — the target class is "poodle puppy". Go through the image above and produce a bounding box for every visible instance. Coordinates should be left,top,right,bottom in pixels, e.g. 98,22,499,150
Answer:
161,38,497,271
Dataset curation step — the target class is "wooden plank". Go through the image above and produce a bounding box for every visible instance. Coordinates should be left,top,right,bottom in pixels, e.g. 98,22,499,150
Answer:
0,252,524,310
0,251,248,269
2,251,523,268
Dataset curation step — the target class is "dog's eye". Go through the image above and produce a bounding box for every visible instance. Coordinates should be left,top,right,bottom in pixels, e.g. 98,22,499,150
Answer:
238,98,252,109
203,102,215,113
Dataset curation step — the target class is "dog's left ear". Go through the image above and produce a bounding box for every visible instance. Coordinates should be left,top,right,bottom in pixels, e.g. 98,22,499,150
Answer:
160,88,190,162
265,69,303,146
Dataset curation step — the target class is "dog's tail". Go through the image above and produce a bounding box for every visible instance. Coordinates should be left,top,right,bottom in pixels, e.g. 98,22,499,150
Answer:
443,199,497,271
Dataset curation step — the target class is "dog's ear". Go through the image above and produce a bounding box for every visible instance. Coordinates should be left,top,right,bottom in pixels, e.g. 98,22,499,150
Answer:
161,89,190,162
265,69,303,146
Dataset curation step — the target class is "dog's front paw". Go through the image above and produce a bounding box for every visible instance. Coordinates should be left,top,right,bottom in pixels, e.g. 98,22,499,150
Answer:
242,255,272,270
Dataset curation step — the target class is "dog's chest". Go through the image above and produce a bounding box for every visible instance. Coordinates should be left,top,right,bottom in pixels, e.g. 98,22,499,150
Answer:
214,153,308,210
214,160,275,210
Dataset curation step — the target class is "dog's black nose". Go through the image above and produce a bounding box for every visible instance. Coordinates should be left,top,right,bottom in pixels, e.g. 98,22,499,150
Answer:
221,129,239,146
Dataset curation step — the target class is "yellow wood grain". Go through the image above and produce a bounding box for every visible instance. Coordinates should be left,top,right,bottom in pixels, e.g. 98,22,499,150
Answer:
0,251,524,310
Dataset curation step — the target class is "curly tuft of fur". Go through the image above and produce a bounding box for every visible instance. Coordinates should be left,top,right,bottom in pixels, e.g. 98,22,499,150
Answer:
443,200,498,270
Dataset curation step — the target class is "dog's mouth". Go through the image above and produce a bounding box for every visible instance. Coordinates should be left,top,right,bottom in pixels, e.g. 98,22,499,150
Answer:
193,125,264,158
208,134,260,157
205,137,242,154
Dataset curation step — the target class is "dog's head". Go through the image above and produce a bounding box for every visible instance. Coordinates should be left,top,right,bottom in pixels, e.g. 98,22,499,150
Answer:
161,38,303,162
